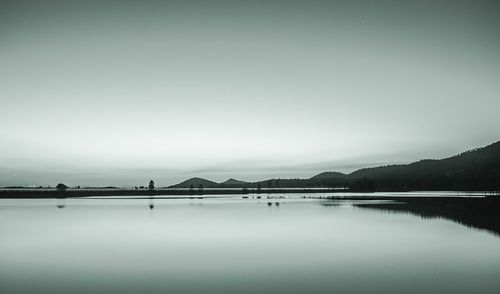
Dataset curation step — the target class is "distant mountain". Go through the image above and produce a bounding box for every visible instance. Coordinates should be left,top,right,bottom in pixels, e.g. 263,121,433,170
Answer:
309,171,346,180
219,178,248,187
170,177,219,188
169,141,500,191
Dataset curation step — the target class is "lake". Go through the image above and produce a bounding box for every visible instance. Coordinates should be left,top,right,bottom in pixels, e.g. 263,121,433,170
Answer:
1,194,500,294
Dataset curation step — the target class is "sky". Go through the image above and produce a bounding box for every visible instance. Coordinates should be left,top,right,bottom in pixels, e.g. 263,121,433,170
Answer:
1,0,500,186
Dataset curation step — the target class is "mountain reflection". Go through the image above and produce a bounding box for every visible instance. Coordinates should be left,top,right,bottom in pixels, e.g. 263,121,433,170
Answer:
349,197,500,236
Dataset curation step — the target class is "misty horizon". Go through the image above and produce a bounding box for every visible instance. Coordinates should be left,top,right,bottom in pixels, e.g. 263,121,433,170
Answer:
2,139,498,187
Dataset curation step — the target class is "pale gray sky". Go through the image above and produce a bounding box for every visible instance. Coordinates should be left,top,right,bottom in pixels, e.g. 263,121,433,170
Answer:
1,0,500,186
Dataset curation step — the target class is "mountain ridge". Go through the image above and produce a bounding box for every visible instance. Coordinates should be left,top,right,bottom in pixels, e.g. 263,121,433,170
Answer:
171,177,219,188
169,140,500,191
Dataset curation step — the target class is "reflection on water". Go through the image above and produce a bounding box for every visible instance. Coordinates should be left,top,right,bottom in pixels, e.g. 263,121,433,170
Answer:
55,197,67,209
1,195,500,294
148,197,155,210
353,197,500,236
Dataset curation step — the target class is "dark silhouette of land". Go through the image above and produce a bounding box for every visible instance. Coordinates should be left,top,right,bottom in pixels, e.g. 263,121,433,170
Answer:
1,140,499,198
0,187,343,198
173,177,219,189
170,140,500,191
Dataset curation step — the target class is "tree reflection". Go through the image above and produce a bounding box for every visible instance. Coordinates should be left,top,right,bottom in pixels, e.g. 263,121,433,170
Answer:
350,197,500,236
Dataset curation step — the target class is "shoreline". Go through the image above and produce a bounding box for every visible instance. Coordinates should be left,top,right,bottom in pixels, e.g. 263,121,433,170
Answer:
0,188,347,199
0,188,498,199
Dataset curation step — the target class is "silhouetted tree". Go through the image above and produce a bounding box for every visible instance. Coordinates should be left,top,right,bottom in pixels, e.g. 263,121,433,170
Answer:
56,183,67,192
149,180,155,191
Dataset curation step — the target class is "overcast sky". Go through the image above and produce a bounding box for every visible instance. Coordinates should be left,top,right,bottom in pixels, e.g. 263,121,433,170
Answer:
1,0,500,186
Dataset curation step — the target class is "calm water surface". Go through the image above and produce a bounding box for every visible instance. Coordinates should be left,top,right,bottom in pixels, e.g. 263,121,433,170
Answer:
1,195,499,294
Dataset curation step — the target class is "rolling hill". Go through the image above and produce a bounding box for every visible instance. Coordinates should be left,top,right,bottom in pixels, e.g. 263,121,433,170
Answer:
169,141,500,191
219,178,249,187
170,177,219,188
